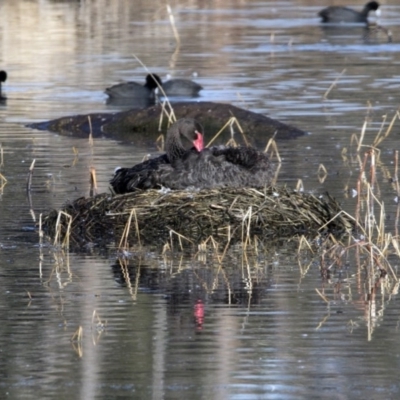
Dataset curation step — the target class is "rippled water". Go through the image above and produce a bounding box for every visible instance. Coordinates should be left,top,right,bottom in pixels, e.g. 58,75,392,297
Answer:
1,0,400,399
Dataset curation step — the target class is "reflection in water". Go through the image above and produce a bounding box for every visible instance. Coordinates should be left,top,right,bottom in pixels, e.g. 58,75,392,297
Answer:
111,252,271,308
319,22,393,45
363,23,393,44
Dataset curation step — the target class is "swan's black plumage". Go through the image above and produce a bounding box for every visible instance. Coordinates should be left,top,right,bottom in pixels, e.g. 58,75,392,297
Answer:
110,118,274,194
154,145,273,190
110,118,203,193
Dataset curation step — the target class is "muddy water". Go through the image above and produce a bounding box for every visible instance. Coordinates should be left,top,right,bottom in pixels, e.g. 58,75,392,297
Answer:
1,0,400,399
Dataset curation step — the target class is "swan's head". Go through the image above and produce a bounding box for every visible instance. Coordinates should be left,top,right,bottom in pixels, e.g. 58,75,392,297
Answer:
166,118,205,162
177,118,204,152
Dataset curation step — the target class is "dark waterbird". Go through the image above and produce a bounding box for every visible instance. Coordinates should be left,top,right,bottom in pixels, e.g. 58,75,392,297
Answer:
161,77,203,97
0,70,7,100
110,118,274,194
318,1,380,23
105,73,202,100
105,73,162,100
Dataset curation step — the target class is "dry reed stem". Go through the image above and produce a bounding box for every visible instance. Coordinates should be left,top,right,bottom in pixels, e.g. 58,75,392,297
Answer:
62,212,72,249
391,237,400,259
320,211,356,233
0,172,7,191
365,240,397,280
29,205,36,223
156,133,165,152
71,326,83,343
90,167,97,197
316,314,331,331
166,4,181,47
71,146,79,167
351,112,397,157
346,143,400,280
264,134,281,162
159,99,177,126
372,113,387,144
296,179,304,192
26,159,35,192
88,116,94,147
169,228,193,251
369,149,376,189
206,116,249,147
132,258,141,299
206,235,224,263
118,208,141,250
119,257,139,300
297,235,314,253
298,257,313,278
357,120,368,153
231,116,250,147
163,245,173,260
53,210,72,248
0,143,3,166
350,132,359,149
241,206,253,250
373,111,399,148
323,68,346,99
317,163,328,183
394,150,400,197
315,288,330,303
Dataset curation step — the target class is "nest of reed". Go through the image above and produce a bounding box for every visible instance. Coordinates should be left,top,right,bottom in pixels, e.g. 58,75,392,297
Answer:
42,186,353,248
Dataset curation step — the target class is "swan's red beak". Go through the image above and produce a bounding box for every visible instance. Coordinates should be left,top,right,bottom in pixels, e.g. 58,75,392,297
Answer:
193,131,204,152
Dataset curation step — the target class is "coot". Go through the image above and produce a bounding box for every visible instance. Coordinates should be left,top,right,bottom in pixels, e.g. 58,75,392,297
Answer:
0,70,7,100
105,73,202,100
319,1,380,23
162,78,203,97
105,73,161,99
110,118,274,194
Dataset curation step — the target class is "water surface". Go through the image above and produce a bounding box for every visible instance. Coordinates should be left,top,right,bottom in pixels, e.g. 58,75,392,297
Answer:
1,1,400,399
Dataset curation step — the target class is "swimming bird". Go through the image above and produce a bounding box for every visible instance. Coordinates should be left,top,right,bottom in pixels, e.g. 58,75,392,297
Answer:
318,1,380,23
161,77,203,97
105,73,202,100
110,118,274,194
105,73,161,100
0,70,7,100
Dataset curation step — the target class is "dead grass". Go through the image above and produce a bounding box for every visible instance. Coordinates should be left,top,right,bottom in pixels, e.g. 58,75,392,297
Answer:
42,186,353,249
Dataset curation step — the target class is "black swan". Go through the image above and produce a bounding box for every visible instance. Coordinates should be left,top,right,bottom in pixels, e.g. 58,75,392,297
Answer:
105,73,202,99
319,1,380,23
0,70,7,100
110,118,274,194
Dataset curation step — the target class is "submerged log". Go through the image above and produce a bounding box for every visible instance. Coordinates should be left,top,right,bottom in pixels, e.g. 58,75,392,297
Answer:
43,187,353,248
28,101,307,146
